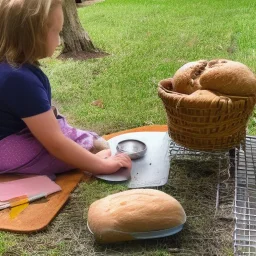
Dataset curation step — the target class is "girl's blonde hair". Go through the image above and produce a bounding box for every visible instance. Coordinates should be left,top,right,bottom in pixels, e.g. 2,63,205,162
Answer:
0,0,62,65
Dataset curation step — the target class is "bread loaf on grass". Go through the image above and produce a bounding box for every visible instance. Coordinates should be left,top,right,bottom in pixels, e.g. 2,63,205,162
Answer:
87,189,186,243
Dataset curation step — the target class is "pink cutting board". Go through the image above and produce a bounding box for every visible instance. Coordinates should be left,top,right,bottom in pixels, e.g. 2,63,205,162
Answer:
0,176,62,201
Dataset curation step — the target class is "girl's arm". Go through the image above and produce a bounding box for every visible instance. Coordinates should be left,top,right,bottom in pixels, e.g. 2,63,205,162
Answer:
22,110,131,175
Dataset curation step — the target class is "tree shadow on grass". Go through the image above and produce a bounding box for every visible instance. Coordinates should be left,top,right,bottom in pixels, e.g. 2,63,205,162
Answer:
58,51,109,61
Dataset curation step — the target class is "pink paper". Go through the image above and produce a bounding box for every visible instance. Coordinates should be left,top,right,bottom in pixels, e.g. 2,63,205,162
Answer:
0,176,61,201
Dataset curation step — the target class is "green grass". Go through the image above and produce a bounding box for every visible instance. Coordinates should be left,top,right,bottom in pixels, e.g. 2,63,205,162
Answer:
1,0,256,255
0,233,17,255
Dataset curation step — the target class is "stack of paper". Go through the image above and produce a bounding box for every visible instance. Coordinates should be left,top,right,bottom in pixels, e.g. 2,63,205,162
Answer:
0,176,61,210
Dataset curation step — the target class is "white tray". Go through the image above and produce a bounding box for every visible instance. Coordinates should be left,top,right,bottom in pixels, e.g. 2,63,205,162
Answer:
96,132,171,188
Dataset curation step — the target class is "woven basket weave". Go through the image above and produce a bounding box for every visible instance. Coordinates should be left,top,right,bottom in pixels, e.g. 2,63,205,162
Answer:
158,79,256,152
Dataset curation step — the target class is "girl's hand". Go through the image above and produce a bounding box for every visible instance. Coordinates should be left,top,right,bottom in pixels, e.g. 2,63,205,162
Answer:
101,152,132,174
96,149,112,159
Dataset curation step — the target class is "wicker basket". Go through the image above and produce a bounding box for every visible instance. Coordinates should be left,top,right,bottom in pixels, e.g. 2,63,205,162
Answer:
158,78,256,152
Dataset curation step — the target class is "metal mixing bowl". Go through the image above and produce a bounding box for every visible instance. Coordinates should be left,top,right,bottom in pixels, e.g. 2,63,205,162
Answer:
116,139,147,160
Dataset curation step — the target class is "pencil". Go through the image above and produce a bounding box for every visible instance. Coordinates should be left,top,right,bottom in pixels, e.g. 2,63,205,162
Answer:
0,193,46,210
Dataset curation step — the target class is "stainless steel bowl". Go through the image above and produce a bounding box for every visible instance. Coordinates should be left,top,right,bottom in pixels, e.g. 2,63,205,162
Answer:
116,139,147,160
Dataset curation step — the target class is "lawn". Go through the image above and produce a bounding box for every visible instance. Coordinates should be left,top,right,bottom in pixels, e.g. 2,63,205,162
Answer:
1,0,256,255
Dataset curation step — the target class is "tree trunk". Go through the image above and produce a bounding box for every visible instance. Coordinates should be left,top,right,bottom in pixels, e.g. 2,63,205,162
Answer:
62,0,98,54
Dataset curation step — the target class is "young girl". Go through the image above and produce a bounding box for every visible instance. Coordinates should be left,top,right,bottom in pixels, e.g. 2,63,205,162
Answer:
0,0,132,177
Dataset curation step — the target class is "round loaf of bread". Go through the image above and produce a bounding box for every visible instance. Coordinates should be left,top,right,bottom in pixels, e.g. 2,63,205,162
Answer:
173,60,207,94
87,189,186,243
177,89,221,108
200,59,256,96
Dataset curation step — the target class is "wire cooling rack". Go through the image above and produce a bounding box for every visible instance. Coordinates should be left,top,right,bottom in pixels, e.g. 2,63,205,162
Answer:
234,136,256,255
169,140,232,216
169,137,256,255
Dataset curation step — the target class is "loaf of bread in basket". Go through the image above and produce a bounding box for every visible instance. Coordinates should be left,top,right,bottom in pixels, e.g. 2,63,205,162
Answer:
158,59,256,151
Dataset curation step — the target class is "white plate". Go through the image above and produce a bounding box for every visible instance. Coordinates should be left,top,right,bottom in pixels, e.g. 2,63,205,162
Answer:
87,221,184,240
130,225,184,239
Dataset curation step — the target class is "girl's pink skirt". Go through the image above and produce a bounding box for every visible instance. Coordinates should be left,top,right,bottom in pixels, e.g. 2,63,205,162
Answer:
0,117,99,176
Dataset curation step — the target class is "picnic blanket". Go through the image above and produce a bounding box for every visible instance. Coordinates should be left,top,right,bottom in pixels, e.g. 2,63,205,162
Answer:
0,125,167,233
